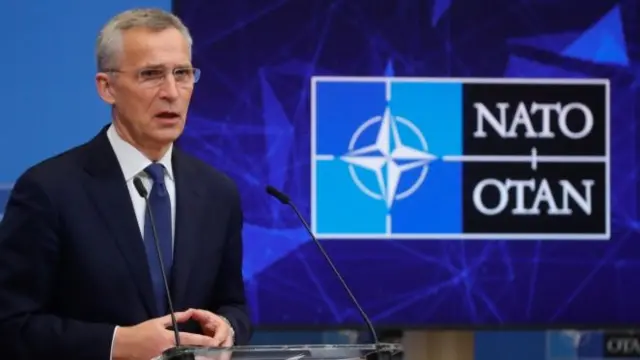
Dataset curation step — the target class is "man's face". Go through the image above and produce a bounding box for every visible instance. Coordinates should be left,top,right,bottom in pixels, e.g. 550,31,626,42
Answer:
96,27,194,149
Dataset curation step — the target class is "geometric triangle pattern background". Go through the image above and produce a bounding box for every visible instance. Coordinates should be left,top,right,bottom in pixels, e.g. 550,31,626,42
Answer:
176,0,640,329
508,4,630,67
503,55,589,78
562,5,629,65
508,32,583,54
431,0,452,26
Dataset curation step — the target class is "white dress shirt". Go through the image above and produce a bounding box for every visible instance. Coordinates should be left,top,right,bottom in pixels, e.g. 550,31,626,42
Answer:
106,124,177,240
105,124,177,359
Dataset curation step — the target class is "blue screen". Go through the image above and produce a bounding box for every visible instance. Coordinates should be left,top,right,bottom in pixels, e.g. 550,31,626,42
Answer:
179,0,638,327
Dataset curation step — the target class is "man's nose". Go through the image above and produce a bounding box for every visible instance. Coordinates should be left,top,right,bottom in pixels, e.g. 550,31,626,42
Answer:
158,76,180,100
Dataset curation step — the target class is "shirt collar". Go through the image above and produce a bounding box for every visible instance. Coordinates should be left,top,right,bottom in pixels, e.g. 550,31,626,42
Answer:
106,124,174,182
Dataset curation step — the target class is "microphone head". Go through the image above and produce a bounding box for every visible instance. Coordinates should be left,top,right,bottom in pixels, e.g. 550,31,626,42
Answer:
265,185,290,205
133,177,148,198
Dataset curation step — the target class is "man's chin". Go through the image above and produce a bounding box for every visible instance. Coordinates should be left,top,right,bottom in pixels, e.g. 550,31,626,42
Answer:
150,126,184,145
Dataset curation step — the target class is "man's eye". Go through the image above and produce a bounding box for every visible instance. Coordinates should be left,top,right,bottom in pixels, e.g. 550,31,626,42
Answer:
174,69,193,79
140,69,164,79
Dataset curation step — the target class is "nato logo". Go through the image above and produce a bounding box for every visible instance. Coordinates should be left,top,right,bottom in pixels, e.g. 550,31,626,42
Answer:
311,77,609,240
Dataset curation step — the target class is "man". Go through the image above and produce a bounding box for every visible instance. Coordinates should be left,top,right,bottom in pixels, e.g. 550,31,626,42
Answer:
0,8,251,360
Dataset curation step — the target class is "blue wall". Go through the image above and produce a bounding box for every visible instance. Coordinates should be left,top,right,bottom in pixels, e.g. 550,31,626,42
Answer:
0,0,170,183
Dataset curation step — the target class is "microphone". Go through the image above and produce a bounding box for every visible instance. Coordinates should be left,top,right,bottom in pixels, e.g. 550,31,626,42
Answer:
265,185,379,344
133,177,195,360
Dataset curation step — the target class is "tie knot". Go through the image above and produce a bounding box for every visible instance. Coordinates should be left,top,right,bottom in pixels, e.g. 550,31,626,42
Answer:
145,163,165,184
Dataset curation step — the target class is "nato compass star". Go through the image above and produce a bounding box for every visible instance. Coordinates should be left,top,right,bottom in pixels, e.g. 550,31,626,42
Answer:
340,106,437,209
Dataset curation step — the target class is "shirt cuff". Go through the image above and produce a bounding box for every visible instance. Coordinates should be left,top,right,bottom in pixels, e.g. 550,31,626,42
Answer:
219,316,235,341
110,326,118,360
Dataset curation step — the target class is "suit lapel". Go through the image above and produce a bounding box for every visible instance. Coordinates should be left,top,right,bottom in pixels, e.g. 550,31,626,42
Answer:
170,148,205,309
82,129,156,317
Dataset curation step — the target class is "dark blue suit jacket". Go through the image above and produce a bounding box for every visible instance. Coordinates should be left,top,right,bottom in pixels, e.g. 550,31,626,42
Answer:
0,127,252,359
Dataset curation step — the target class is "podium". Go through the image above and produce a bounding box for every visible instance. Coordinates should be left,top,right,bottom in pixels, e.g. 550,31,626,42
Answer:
156,343,403,360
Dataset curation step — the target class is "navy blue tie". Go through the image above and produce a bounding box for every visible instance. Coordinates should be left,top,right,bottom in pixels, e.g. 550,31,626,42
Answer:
143,163,173,316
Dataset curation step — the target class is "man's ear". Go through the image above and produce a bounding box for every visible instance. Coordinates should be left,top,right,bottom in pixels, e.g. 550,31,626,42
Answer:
95,72,116,105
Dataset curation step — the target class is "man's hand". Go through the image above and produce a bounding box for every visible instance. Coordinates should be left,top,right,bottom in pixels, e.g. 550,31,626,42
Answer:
112,310,218,360
189,309,234,347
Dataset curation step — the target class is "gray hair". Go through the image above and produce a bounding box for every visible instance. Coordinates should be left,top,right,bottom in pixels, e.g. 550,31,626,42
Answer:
96,8,193,71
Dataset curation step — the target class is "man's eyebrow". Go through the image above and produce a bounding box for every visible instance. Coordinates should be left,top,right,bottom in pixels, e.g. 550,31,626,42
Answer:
139,63,193,69
139,63,166,69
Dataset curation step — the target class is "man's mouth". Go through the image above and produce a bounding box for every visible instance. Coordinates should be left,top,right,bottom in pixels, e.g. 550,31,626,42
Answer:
155,111,180,119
